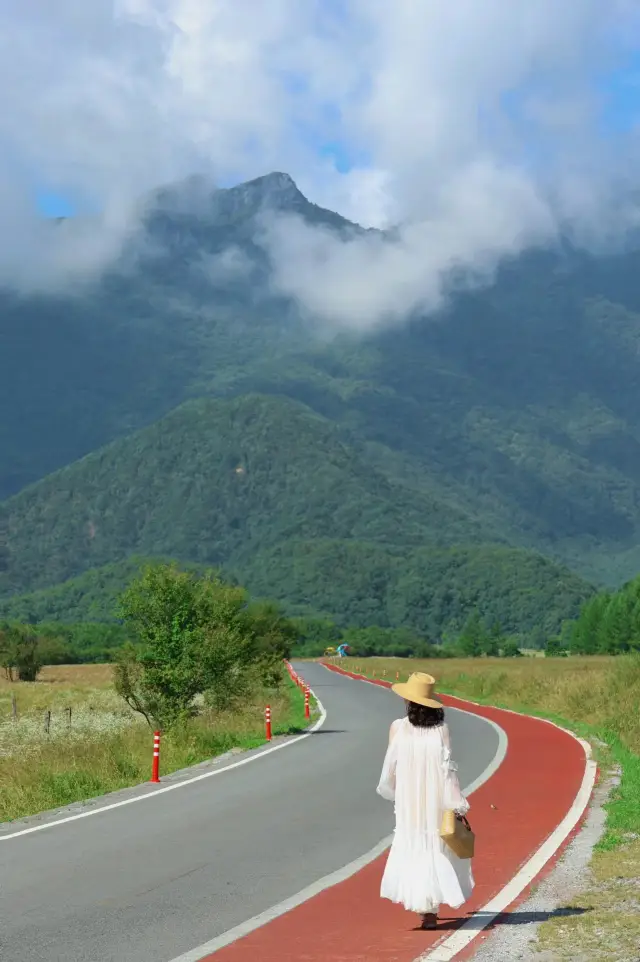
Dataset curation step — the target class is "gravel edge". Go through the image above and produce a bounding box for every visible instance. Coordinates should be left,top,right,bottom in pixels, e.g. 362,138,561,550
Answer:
466,759,618,961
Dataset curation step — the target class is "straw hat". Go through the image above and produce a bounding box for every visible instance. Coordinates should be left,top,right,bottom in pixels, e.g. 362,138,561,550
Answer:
391,672,443,709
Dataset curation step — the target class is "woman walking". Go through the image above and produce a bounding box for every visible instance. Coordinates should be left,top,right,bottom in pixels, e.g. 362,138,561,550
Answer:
376,672,474,930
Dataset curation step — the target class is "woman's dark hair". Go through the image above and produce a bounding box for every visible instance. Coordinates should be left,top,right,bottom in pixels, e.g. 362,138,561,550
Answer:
405,700,445,728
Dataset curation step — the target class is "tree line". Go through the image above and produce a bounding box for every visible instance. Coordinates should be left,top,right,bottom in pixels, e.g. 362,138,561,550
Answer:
3,565,638,694
0,597,526,675
558,574,640,656
292,612,524,658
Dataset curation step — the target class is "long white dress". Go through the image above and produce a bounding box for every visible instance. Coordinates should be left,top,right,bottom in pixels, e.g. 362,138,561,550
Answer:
376,717,474,914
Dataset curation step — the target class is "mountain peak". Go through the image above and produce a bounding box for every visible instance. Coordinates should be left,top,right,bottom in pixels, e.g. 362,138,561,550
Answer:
242,171,302,199
149,170,307,226
220,170,306,214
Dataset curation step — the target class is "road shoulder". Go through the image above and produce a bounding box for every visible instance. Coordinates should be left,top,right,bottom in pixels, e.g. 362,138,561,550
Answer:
0,707,325,840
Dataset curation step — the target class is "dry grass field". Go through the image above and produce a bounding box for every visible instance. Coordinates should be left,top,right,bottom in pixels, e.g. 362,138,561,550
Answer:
343,655,640,754
0,664,306,823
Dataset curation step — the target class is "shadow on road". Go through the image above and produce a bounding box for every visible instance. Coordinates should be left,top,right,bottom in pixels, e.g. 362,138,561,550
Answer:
308,729,347,735
412,906,590,932
285,727,347,736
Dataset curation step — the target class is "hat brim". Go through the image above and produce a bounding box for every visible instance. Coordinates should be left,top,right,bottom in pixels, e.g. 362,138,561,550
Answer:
391,682,442,709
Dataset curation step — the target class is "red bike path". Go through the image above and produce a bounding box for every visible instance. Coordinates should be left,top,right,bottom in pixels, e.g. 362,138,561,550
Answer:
202,663,591,962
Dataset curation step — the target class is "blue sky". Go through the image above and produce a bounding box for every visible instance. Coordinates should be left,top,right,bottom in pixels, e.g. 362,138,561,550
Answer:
36,142,361,216
36,53,639,220
599,52,640,133
31,11,640,222
37,190,76,217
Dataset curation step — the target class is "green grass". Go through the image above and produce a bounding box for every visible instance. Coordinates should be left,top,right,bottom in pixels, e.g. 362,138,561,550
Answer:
597,735,640,851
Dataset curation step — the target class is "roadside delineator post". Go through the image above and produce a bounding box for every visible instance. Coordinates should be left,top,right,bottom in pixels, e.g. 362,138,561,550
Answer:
396,671,400,681
304,687,310,720
265,705,272,741
151,731,161,783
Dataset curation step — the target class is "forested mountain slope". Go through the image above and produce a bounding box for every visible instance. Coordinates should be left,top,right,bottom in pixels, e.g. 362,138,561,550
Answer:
3,172,640,593
0,394,489,597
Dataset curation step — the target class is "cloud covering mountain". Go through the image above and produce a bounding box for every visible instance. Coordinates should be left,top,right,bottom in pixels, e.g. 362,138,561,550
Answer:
1,1,640,328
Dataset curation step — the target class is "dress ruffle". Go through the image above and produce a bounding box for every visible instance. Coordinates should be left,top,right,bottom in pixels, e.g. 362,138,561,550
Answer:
380,832,474,913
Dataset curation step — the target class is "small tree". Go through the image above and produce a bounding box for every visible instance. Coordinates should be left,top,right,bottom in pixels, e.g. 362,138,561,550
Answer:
457,611,484,657
599,593,634,654
244,600,297,671
544,635,567,657
482,620,502,657
0,623,68,681
0,621,16,680
115,564,260,727
500,638,523,658
570,593,609,654
14,629,43,682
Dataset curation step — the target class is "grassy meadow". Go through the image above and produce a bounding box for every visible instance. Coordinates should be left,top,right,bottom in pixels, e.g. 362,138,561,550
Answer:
0,664,309,823
343,655,640,757
340,654,640,962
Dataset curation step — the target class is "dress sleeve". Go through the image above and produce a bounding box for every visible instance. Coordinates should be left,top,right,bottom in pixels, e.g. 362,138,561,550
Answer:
376,719,401,801
441,723,470,815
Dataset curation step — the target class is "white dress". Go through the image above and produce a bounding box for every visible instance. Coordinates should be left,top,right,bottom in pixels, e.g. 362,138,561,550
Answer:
376,717,474,914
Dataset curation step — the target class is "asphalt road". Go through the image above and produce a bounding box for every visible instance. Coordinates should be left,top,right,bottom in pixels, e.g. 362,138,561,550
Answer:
0,662,501,962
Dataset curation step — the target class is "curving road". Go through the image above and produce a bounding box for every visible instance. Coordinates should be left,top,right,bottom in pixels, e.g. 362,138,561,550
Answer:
0,662,502,962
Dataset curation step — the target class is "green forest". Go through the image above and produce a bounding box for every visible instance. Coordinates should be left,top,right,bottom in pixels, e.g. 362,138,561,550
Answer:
1,540,592,641
565,574,640,655
4,173,640,656
1,560,635,666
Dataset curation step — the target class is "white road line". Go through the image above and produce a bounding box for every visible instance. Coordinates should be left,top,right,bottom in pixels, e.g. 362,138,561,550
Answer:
418,734,596,962
0,684,327,842
166,678,508,962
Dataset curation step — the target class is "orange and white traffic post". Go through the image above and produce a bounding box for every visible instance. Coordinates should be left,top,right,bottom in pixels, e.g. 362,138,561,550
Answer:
150,731,161,783
265,705,272,741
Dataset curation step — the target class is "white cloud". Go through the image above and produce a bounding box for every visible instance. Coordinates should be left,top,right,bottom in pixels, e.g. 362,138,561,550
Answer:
0,0,638,324
264,159,557,331
263,0,640,327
